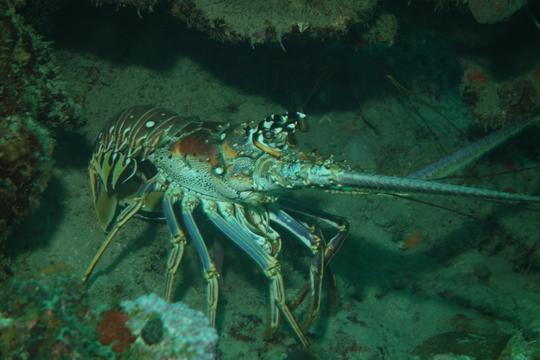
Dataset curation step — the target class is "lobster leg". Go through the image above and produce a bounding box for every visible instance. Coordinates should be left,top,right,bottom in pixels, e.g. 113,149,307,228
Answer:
82,180,159,284
181,195,220,327
269,208,325,330
162,192,187,302
203,201,309,347
278,201,349,315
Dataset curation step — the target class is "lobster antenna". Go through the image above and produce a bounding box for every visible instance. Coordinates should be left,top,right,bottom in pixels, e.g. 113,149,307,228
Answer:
387,193,482,220
389,192,540,219
434,165,540,181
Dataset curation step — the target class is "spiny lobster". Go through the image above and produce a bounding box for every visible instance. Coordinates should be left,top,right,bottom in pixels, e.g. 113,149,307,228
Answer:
83,105,540,346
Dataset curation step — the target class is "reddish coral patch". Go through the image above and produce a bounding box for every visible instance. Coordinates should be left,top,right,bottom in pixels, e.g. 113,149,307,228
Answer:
97,309,135,353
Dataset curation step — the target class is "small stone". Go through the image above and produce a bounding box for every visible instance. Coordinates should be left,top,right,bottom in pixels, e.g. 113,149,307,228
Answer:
472,263,492,281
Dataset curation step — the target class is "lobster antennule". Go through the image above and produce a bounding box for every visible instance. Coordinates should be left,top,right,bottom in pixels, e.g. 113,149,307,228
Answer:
263,159,540,203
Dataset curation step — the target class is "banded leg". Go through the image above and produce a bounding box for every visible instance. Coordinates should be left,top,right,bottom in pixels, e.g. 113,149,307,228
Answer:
162,191,187,302
279,200,349,310
204,200,309,347
82,181,159,283
181,195,220,327
270,208,325,330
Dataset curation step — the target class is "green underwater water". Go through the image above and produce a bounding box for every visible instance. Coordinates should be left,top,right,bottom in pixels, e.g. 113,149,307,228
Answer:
2,1,540,359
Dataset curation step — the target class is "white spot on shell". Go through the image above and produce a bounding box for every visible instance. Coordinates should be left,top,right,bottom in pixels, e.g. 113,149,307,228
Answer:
214,167,224,175
145,120,156,128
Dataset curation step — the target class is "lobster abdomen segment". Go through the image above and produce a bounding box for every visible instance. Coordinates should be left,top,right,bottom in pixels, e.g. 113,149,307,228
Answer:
90,106,201,230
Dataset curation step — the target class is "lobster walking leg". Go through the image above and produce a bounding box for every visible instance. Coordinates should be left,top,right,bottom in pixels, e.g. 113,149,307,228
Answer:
181,196,220,327
82,181,159,284
270,208,325,330
162,192,187,302
279,201,349,314
268,263,309,345
204,201,309,347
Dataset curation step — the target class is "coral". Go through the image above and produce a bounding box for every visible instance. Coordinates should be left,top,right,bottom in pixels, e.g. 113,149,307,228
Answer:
459,63,540,129
0,274,114,359
0,274,217,359
0,0,82,243
91,0,379,45
0,0,82,129
120,293,218,360
97,309,136,353
468,0,528,24
0,114,53,242
169,0,378,46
